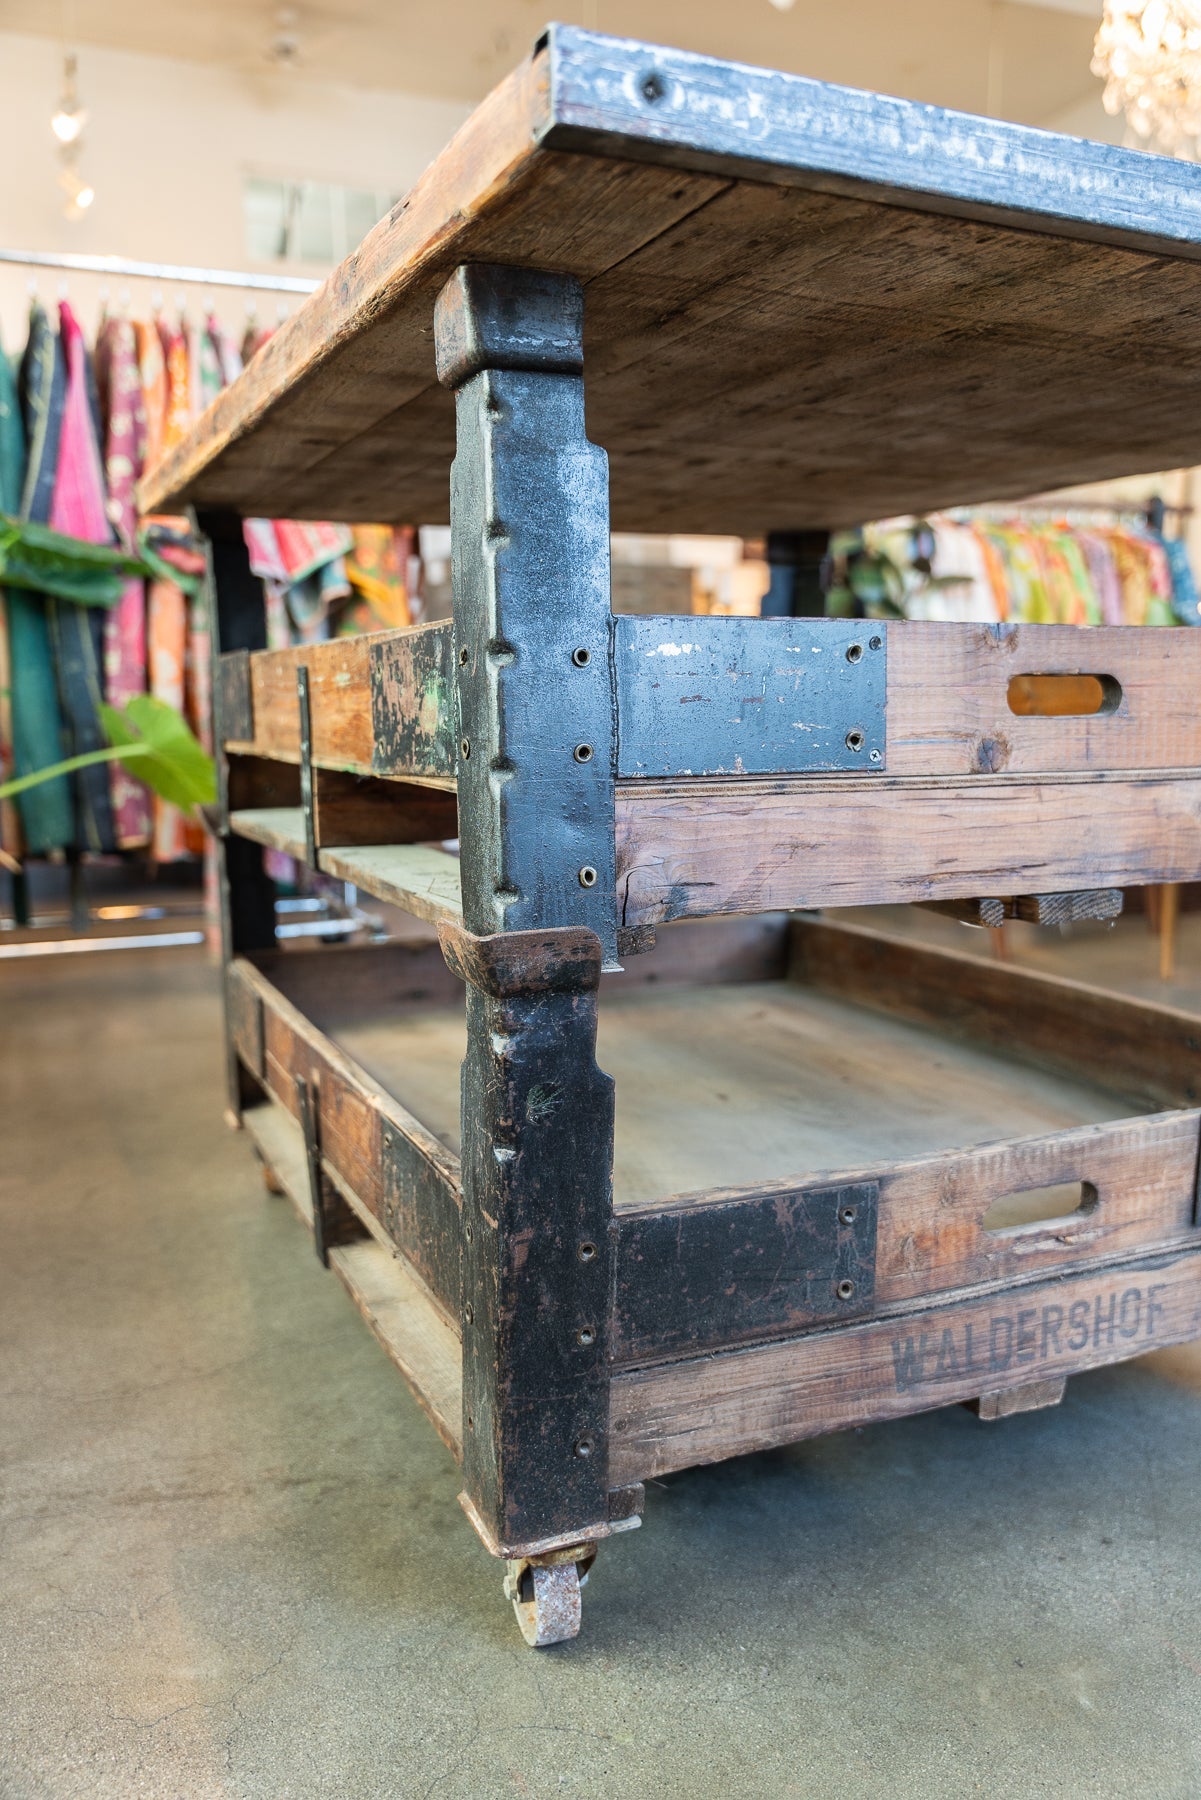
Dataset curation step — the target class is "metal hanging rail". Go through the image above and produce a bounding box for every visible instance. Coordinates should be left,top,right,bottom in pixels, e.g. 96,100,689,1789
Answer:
0,248,320,294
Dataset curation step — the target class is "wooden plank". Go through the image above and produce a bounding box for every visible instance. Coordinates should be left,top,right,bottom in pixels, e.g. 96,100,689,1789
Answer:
788,916,1201,1111
141,32,1201,532
313,769,458,848
234,637,375,774
253,938,463,1020
369,628,456,782
548,28,1201,257
225,629,457,789
228,807,308,859
229,619,1201,789
316,843,464,926
917,890,1123,929
226,811,464,925
886,623,1201,777
608,1246,1201,1483
615,770,1201,927
241,1094,462,1456
226,755,302,814
232,958,463,1317
968,1377,1067,1420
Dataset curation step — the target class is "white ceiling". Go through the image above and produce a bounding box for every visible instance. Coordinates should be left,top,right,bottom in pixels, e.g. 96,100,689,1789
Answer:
3,0,1107,123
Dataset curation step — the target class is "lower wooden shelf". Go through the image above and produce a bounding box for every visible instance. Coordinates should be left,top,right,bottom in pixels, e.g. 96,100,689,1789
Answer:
242,1091,463,1455
226,912,1201,1495
229,806,463,925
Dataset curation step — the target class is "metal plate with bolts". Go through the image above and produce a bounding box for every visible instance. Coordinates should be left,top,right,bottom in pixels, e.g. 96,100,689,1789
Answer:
614,616,886,777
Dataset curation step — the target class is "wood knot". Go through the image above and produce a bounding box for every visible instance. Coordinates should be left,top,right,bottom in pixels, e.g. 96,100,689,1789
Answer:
975,734,1010,773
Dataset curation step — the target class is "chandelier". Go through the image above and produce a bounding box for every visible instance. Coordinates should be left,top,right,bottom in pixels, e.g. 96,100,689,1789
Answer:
1093,1,1201,159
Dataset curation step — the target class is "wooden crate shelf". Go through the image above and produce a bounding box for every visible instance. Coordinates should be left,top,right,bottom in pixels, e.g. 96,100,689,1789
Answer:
145,26,1201,1643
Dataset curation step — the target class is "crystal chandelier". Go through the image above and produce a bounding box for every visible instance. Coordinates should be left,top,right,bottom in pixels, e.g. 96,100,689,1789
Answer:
1093,1,1201,159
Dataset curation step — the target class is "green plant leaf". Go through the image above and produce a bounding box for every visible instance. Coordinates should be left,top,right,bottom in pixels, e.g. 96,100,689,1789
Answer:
0,513,164,607
100,695,216,811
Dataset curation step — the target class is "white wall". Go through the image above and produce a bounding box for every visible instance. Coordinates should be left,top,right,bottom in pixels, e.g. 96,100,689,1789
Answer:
0,31,470,351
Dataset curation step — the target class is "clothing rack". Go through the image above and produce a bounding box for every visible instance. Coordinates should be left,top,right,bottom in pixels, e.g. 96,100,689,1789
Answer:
0,249,319,295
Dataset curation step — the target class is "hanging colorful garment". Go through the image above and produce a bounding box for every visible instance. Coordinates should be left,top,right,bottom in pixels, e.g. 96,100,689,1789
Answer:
46,300,116,853
188,315,223,413
13,302,74,852
0,329,27,861
157,314,192,452
342,524,414,630
207,314,242,388
95,315,151,847
147,574,190,859
135,318,167,471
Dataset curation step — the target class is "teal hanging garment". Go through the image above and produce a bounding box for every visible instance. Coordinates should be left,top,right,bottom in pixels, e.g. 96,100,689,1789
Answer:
10,305,74,851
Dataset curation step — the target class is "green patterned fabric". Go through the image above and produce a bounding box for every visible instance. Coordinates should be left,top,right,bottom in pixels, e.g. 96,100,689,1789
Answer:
8,308,73,850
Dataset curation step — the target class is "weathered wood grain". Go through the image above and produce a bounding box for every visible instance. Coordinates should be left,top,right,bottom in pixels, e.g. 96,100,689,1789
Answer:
313,769,458,848
225,810,465,923
887,623,1201,777
615,771,1201,926
317,843,464,925
608,1246,1201,1482
788,915,1201,1110
143,32,1201,531
242,1094,463,1456
228,807,308,860
232,957,463,1317
968,1377,1067,1420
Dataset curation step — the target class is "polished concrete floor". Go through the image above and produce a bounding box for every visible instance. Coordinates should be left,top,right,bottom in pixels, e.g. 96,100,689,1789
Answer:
3,922,1201,1798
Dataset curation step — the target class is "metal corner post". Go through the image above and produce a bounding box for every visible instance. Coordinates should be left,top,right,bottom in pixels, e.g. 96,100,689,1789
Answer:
435,265,620,1553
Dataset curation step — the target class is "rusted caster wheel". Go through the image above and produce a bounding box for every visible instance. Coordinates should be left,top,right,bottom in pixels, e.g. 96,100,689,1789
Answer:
503,1545,597,1647
259,1158,286,1196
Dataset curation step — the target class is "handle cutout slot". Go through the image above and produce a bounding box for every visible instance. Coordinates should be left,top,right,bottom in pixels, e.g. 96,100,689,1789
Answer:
983,1180,1098,1234
1007,674,1122,717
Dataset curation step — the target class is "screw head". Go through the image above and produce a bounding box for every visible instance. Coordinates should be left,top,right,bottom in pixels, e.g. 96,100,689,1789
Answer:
836,1279,856,1301
845,729,865,753
846,642,864,664
578,1240,598,1263
460,737,471,759
869,634,883,650
576,1326,596,1347
869,749,883,764
574,1436,595,1459
571,646,591,668
640,70,665,102
839,1205,857,1226
578,865,598,888
573,742,594,764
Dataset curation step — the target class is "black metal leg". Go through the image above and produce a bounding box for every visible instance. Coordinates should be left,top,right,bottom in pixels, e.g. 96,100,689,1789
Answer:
435,265,619,1554
761,528,830,617
442,923,615,1554
198,510,276,1120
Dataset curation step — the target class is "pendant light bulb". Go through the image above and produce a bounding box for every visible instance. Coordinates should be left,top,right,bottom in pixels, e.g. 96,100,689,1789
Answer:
767,0,797,11
50,54,87,144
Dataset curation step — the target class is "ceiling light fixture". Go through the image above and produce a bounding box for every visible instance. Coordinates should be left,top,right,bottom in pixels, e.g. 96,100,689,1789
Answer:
50,52,86,143
1093,0,1201,158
